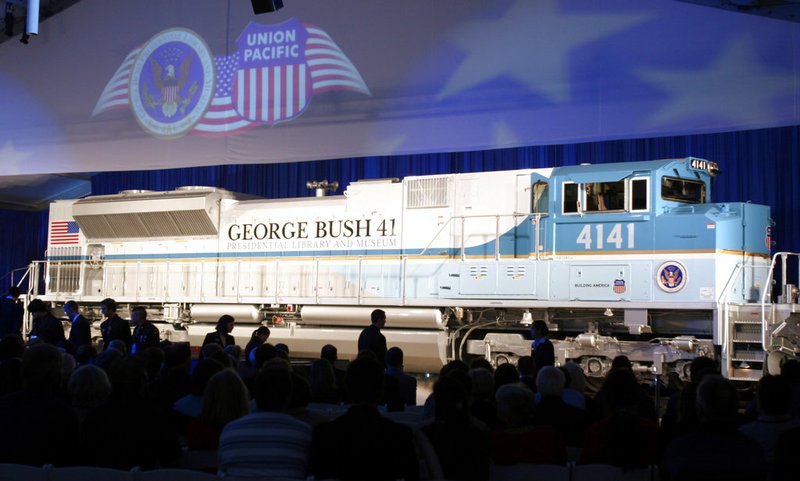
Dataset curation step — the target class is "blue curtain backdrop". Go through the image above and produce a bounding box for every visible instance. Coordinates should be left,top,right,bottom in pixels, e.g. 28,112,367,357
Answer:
1,125,798,285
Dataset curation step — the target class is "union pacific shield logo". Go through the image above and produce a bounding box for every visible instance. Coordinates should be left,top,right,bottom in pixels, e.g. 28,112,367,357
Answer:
233,19,312,125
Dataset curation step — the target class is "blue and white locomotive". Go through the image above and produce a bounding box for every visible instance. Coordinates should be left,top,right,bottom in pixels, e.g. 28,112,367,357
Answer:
36,157,794,379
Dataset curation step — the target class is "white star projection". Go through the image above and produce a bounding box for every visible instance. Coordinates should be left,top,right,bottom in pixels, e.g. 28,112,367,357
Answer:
638,37,795,128
0,141,31,175
440,0,648,103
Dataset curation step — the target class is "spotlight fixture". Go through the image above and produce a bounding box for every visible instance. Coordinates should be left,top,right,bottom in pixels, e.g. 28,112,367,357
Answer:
251,0,284,14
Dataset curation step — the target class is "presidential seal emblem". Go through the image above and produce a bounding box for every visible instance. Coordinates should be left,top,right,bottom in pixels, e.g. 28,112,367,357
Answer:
128,28,215,138
657,261,687,293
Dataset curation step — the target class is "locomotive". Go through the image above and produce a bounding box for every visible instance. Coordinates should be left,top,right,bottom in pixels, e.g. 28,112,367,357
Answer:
30,157,800,380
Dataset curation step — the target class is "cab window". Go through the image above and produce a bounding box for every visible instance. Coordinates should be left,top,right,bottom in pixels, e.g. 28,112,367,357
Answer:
532,181,549,213
563,183,578,214
584,180,625,212
661,176,705,203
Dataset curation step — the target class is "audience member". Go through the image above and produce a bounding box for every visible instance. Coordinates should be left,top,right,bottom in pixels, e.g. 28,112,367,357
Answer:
423,375,491,481
321,343,347,397
739,374,800,474
562,361,591,411
218,362,311,479
244,325,270,363
517,355,536,392
532,366,587,446
201,315,236,351
275,342,290,359
469,357,494,373
174,359,225,420
187,369,250,451
385,346,416,407
67,364,111,425
130,306,160,355
64,300,91,350
780,359,800,417
659,356,717,449
0,344,80,466
661,375,766,481
81,356,182,470
0,357,22,395
579,369,658,468
357,309,387,366
309,358,341,404
288,371,329,427
99,298,131,352
494,363,519,391
310,357,418,481
28,298,66,347
469,367,501,430
0,286,23,338
492,383,566,466
0,333,24,361
74,344,97,366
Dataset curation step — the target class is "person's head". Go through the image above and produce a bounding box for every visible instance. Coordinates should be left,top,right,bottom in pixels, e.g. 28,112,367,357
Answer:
611,355,632,371
600,368,640,417
495,363,520,390
309,359,337,394
5,286,20,299
224,344,242,364
23,343,63,393
64,300,79,317
130,306,147,326
251,326,270,342
107,339,128,354
536,366,565,398
200,342,223,361
468,367,494,401
696,374,739,427
370,309,386,329
164,342,192,369
517,356,534,377
275,343,289,359
99,298,117,317
433,374,470,424
320,344,338,364
496,383,535,428
386,346,404,369
190,359,225,396
469,357,494,373
530,320,549,340
107,356,148,400
26,298,49,319
0,334,24,361
562,362,586,393
68,364,111,409
75,344,98,366
345,357,384,405
757,374,791,417
254,362,293,412
689,356,718,384
200,369,250,428
216,314,235,333
781,359,800,382
254,343,278,369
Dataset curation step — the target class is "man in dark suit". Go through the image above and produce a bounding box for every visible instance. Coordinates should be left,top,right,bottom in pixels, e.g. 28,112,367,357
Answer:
130,306,160,355
0,286,23,338
530,319,554,379
99,298,132,352
310,357,419,481
64,300,91,349
357,309,387,366
27,299,66,347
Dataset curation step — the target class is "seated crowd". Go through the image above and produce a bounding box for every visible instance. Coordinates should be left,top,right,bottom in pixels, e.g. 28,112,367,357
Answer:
0,298,798,480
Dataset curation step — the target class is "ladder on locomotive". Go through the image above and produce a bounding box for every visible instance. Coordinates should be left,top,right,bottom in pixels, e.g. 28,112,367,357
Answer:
722,252,800,381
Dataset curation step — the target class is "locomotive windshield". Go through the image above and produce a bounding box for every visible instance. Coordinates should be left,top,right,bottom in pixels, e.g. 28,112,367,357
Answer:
661,176,706,204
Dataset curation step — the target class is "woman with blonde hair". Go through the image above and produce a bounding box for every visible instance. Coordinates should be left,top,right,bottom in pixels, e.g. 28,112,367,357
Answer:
187,369,250,450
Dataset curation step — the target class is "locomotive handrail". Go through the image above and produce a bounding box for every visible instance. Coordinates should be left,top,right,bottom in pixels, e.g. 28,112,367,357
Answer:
762,252,800,351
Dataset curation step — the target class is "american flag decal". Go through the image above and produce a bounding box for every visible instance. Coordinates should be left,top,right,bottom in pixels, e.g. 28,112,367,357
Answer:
613,279,626,294
50,221,80,245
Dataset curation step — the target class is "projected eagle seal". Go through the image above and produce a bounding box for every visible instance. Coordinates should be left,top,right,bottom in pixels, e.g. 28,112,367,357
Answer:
129,28,215,138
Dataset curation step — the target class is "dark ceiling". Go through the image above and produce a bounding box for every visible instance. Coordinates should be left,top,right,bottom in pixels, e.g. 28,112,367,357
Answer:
677,0,800,22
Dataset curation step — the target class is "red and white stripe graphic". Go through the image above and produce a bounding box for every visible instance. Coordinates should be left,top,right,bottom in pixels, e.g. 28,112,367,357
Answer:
305,25,370,96
232,64,310,124
91,47,143,117
50,221,80,246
